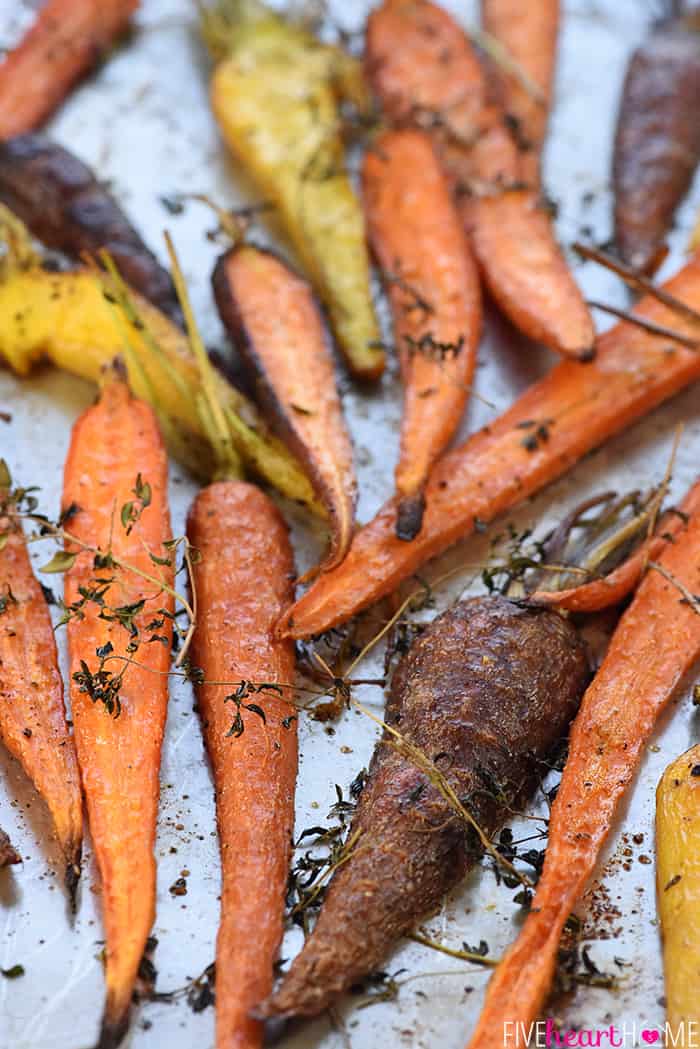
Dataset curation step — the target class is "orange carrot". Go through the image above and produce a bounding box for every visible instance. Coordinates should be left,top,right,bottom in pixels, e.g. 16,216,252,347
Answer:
482,0,560,185
212,244,356,570
0,0,139,140
362,128,482,540
187,481,297,1049
63,374,173,1048
365,0,594,360
529,481,700,612
278,250,700,639
0,499,82,902
466,474,700,1048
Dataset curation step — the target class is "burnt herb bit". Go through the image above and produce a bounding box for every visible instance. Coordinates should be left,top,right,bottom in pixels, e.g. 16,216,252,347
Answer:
1,965,25,979
404,331,465,363
72,656,124,718
517,418,552,452
224,681,282,739
120,473,152,536
350,968,405,1008
0,584,18,615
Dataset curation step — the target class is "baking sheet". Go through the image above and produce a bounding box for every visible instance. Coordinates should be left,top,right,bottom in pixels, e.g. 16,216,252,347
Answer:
0,1,699,1047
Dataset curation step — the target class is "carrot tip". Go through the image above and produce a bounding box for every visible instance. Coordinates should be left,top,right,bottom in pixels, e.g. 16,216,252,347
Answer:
65,854,81,914
94,1009,130,1049
396,492,426,541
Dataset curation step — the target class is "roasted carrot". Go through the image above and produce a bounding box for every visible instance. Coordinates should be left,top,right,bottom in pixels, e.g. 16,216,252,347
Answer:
0,134,182,324
263,596,588,1019
202,0,382,380
365,0,594,361
0,826,19,868
63,374,174,1048
529,481,700,612
362,128,482,540
466,475,700,1048
188,483,297,1049
613,13,700,274
0,483,82,903
212,244,356,570
482,0,559,185
0,0,139,140
278,250,700,639
174,239,298,1049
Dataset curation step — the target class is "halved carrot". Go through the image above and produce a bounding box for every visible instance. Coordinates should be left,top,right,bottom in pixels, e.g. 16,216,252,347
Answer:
187,481,297,1049
278,250,700,639
0,0,139,140
466,475,700,1047
0,504,82,903
529,480,700,612
482,0,560,185
212,244,356,571
365,0,594,361
362,128,482,540
63,374,173,1047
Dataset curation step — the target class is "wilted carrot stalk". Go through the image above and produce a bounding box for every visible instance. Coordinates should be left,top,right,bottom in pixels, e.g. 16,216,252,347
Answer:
63,373,174,1048
0,0,140,140
0,480,82,903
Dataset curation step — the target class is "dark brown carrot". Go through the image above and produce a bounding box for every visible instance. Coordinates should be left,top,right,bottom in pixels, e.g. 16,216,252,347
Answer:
187,482,297,1049
0,134,182,323
277,250,700,639
0,0,139,140
467,475,700,1048
0,827,20,868
212,244,356,570
63,374,173,1048
365,0,594,361
0,491,82,903
262,596,589,1018
362,128,482,540
482,0,560,185
613,14,700,274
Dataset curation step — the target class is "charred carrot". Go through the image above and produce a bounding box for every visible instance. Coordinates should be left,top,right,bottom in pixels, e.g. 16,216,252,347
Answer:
212,244,356,570
362,128,482,540
188,483,297,1049
613,13,700,274
466,475,700,1048
0,477,82,902
278,250,700,639
63,374,174,1047
482,0,559,185
529,481,700,612
365,0,594,361
0,134,182,323
0,0,139,140
0,826,19,868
